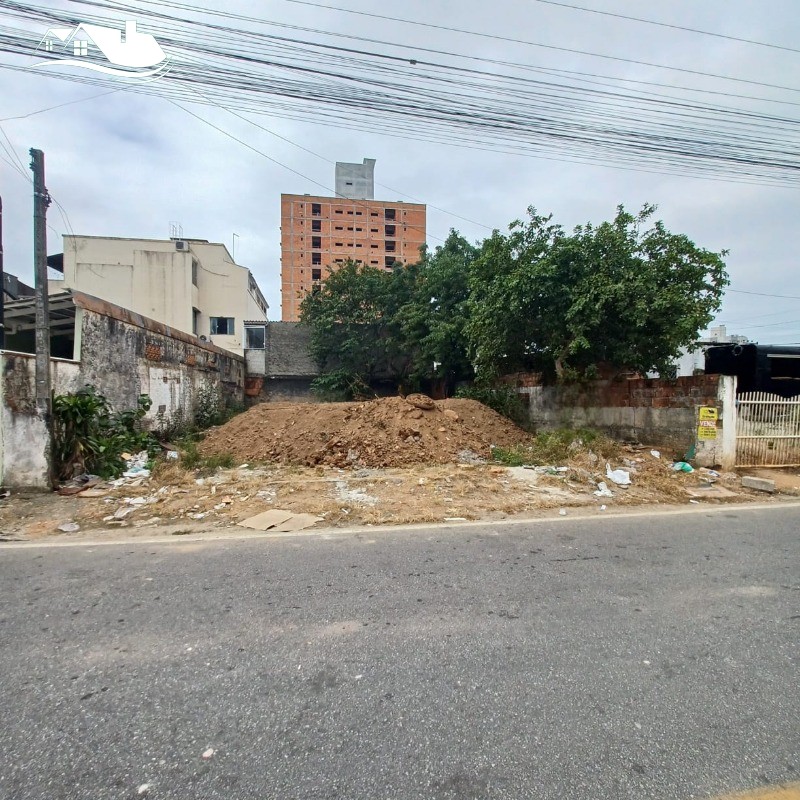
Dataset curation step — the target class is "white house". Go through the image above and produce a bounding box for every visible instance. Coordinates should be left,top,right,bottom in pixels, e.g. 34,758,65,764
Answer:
48,235,268,355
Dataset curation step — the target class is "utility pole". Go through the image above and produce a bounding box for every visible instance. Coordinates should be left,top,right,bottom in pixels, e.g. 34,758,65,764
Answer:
30,148,51,423
0,194,5,350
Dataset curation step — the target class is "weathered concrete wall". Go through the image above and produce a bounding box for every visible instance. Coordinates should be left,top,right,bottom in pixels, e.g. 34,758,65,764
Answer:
0,305,246,488
0,353,81,489
506,373,735,466
78,309,245,428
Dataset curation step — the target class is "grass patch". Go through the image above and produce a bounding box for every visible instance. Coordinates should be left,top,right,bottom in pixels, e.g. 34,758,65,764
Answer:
492,428,620,466
153,438,235,475
202,452,236,471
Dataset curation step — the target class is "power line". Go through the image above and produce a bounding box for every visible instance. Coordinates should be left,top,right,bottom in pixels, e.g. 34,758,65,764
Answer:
63,0,800,110
0,87,123,121
183,81,494,231
728,288,800,300
3,0,800,186
167,98,447,244
273,0,800,94
530,0,800,55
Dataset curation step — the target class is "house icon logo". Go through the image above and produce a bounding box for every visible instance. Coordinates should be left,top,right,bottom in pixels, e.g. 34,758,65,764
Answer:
35,20,170,78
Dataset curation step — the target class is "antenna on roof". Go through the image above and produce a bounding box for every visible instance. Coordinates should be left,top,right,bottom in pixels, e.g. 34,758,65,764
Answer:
169,221,183,239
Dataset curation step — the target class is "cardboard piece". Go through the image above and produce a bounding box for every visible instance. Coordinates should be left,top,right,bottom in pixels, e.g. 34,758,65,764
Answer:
238,508,322,532
273,513,323,532
239,509,294,530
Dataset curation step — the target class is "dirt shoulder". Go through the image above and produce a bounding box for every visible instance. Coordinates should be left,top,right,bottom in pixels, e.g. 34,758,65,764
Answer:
3,396,797,544
1,456,795,544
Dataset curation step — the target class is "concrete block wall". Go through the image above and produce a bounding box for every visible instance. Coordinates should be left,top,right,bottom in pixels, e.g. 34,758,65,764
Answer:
506,373,736,468
0,307,247,489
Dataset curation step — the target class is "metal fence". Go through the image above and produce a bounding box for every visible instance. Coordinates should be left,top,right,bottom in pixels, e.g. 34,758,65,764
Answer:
735,391,800,467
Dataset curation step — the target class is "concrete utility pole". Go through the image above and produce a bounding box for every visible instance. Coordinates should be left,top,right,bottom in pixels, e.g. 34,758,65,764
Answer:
0,195,5,349
30,148,51,419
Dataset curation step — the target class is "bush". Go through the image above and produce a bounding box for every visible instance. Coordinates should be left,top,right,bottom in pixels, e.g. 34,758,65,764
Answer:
52,386,159,480
195,382,226,429
454,384,528,426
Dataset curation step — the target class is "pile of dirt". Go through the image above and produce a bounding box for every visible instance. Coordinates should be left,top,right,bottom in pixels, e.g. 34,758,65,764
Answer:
199,395,530,468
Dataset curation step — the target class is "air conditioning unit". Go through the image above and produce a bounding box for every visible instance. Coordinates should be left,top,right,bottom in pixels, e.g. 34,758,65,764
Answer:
175,240,188,251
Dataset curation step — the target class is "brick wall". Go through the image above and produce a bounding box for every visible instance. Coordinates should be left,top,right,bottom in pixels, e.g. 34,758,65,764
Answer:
511,374,727,455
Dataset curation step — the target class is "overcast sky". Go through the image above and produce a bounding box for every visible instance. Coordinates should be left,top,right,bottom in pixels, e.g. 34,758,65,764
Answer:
1,0,799,341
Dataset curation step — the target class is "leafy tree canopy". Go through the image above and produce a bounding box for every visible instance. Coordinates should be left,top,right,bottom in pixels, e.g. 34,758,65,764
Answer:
299,204,729,395
466,204,729,380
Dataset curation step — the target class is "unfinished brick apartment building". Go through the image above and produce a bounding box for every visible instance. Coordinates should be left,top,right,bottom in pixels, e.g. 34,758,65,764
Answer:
280,159,426,321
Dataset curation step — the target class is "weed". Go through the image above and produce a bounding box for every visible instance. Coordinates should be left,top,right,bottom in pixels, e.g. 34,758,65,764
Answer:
202,452,235,471
491,428,619,467
179,438,202,470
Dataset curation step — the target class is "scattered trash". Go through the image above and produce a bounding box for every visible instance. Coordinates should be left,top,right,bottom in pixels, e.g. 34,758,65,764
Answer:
335,481,378,506
137,785,150,796
165,451,179,460
671,461,694,473
57,521,80,532
605,463,631,486
593,481,613,497
699,468,720,478
201,748,215,760
558,508,567,516
122,451,151,479
57,485,87,497
444,517,467,522
650,450,661,459
122,468,150,479
689,499,700,504
125,497,153,506
599,504,607,511
77,488,108,498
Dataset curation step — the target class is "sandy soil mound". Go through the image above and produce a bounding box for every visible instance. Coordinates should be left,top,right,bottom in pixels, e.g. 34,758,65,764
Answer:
199,396,530,468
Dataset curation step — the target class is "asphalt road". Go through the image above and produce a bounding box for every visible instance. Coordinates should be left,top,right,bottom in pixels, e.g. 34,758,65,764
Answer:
1,505,798,800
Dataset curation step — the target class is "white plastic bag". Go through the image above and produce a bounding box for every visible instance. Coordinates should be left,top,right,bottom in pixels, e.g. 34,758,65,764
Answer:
605,463,631,486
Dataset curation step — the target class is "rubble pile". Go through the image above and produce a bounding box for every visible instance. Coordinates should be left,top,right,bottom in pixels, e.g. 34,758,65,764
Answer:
199,395,530,468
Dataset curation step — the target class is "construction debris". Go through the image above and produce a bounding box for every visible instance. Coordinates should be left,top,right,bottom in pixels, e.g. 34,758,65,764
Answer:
741,475,776,493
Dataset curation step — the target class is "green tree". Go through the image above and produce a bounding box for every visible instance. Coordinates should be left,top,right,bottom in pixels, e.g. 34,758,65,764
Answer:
466,204,729,380
299,260,417,398
399,231,477,390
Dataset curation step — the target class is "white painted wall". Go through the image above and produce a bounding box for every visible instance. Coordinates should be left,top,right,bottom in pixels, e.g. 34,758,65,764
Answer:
0,353,81,489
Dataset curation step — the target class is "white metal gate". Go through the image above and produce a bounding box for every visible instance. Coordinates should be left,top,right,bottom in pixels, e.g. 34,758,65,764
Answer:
736,391,800,466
